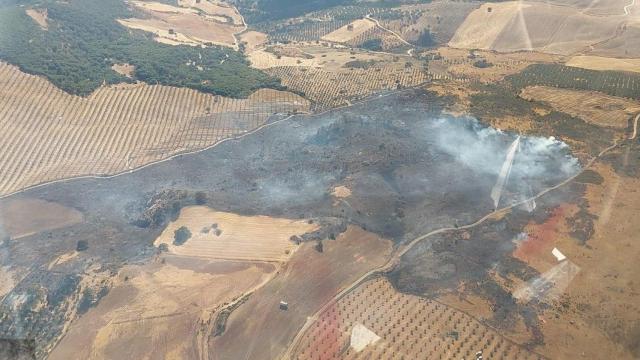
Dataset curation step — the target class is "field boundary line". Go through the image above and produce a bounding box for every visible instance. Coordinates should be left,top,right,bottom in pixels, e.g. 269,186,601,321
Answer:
0,86,427,200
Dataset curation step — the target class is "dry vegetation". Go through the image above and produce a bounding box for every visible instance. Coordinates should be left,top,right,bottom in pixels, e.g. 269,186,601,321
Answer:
209,226,393,359
566,55,640,74
0,62,308,196
449,1,625,56
291,277,543,360
154,206,318,262
520,86,640,128
119,0,245,48
49,257,276,360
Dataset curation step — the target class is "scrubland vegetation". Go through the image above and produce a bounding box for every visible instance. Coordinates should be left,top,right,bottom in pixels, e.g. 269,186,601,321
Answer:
0,0,280,97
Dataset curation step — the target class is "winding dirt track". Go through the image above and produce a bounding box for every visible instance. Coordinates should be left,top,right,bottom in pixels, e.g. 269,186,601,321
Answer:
624,0,637,15
281,133,626,359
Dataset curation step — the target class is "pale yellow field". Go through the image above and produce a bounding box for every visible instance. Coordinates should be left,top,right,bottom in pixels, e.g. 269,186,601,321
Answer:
449,2,526,50
520,86,640,128
449,1,624,55
321,19,376,43
120,1,245,48
566,55,640,74
292,277,543,360
0,62,308,195
154,206,318,262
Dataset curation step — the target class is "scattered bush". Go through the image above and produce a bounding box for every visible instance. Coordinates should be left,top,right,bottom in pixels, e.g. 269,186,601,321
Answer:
173,226,192,245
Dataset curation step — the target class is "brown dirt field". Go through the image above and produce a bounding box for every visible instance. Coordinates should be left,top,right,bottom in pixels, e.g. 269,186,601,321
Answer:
248,45,391,70
321,19,376,43
0,198,83,240
208,226,393,360
332,186,352,198
0,62,308,195
154,206,318,262
49,257,276,360
121,1,244,48
25,8,48,30
565,55,640,74
111,63,135,78
449,1,624,56
291,277,543,360
520,86,640,128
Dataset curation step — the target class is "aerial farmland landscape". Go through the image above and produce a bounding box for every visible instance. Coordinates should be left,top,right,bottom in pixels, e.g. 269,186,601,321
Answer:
0,0,639,359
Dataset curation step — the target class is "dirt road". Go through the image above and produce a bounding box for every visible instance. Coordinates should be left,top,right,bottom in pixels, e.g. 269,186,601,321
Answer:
281,136,623,359
624,0,636,15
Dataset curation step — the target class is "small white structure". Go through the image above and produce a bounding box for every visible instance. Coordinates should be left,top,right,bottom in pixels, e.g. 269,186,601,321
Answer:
552,247,567,262
279,301,288,310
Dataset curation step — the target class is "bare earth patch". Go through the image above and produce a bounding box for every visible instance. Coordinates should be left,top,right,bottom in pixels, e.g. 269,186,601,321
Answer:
154,206,318,262
25,8,48,30
0,198,83,240
111,63,135,78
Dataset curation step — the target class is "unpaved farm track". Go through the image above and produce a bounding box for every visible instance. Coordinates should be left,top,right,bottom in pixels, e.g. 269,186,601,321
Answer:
281,133,626,360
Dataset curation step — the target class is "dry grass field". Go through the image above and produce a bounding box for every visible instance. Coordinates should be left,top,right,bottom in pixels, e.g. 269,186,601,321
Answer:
321,19,376,43
154,206,318,262
449,1,624,56
291,277,543,360
0,197,83,240
209,226,393,359
566,55,640,74
49,257,277,360
119,0,244,48
520,86,640,128
0,62,308,196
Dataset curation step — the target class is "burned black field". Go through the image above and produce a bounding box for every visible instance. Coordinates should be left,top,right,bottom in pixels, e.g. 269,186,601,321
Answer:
0,89,587,356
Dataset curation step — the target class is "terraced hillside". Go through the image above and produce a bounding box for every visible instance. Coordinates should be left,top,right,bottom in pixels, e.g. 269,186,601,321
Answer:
0,62,308,195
